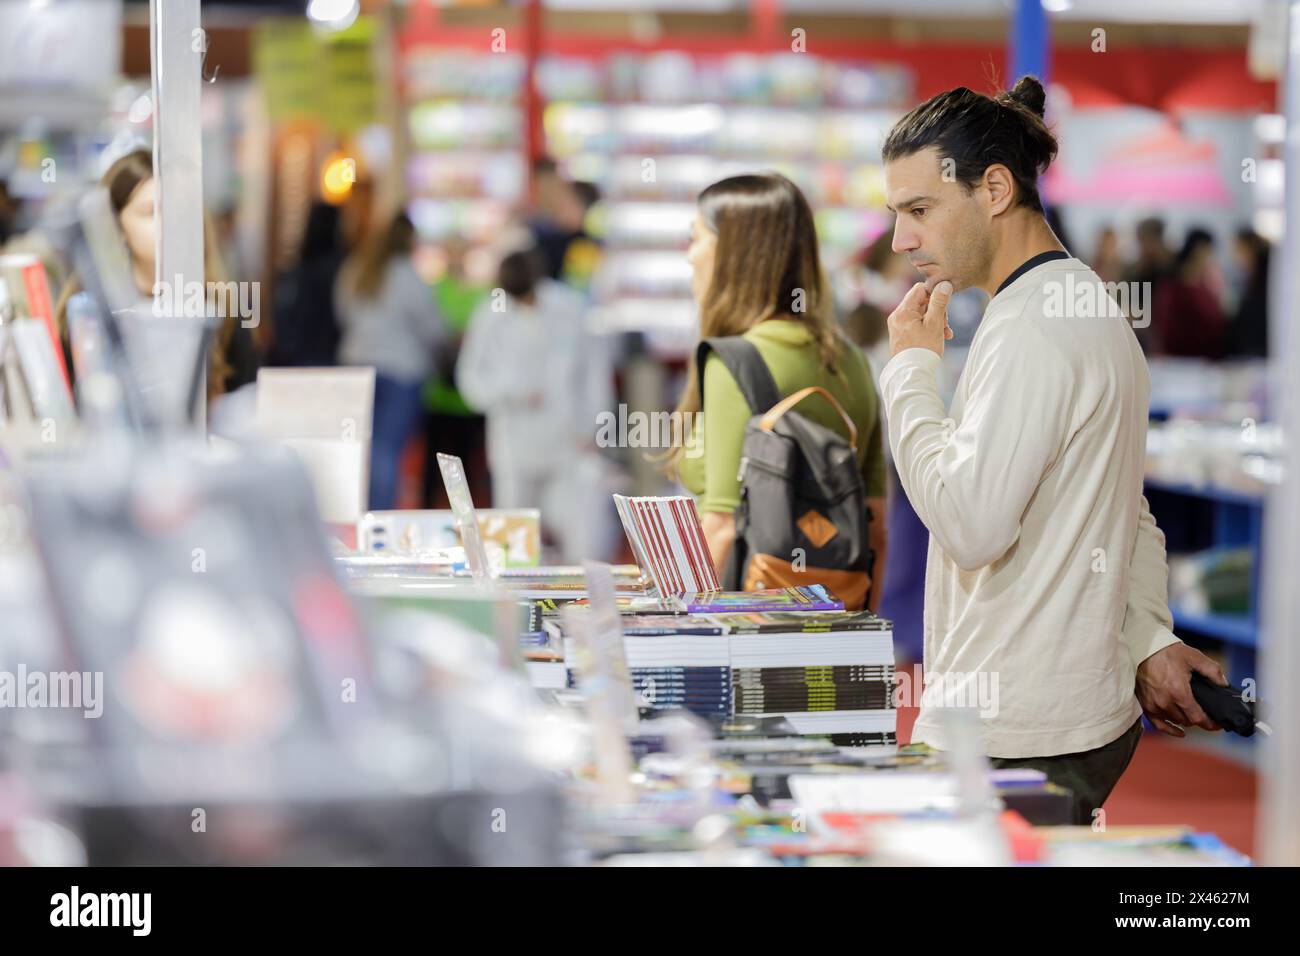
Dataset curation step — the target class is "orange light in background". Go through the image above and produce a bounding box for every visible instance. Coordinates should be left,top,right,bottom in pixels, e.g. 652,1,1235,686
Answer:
321,153,357,205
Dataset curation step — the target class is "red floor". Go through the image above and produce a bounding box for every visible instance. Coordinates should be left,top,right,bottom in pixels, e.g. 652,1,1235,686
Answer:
895,705,1257,857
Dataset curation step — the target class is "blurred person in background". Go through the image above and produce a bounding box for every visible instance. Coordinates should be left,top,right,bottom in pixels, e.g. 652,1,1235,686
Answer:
421,234,489,508
526,158,600,284
53,148,258,402
523,157,565,267
1091,226,1124,284
557,181,603,292
457,246,613,563
269,201,346,367
1125,217,1173,354
838,228,932,660
669,172,888,608
336,211,447,512
1152,227,1225,359
1227,227,1269,358
844,302,890,380
1129,216,1173,287
841,228,915,379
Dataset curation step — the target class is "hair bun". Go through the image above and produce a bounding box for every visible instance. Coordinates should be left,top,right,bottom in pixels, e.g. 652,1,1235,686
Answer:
1003,75,1047,118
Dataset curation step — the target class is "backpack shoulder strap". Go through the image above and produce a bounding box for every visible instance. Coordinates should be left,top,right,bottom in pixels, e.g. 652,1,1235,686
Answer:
697,336,783,415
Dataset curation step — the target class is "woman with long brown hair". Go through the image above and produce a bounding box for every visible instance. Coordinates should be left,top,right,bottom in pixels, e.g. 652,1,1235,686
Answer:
54,148,258,404
336,211,446,511
671,173,888,606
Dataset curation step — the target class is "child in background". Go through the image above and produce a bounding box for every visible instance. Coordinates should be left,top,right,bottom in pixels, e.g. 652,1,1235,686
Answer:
456,247,615,562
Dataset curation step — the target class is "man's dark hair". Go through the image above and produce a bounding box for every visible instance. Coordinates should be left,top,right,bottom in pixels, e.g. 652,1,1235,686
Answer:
571,180,600,211
882,75,1058,213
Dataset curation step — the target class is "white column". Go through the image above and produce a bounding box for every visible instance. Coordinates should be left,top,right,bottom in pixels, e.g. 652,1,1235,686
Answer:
149,0,206,426
1260,0,1300,868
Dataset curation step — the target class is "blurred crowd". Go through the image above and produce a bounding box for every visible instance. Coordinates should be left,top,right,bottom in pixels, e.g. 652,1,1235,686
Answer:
0,148,1274,568
263,158,613,558
1111,218,1271,361
1,156,614,560
835,214,1272,364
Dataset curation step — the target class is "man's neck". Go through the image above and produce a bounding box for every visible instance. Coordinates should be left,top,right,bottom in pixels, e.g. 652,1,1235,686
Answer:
979,212,1066,298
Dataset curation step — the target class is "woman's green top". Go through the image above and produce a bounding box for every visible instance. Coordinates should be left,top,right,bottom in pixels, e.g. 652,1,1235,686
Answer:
677,318,886,514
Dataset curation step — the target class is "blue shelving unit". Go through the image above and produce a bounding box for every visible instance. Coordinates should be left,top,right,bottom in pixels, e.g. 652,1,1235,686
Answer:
1143,477,1262,685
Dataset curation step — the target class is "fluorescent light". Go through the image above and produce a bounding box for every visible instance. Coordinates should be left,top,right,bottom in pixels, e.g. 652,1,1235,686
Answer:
307,0,360,30
1042,0,1073,11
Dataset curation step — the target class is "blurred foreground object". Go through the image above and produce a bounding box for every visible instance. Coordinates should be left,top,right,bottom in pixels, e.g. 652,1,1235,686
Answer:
4,436,563,865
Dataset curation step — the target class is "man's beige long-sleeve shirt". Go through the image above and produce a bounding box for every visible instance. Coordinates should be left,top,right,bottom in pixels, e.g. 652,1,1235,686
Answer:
880,257,1179,758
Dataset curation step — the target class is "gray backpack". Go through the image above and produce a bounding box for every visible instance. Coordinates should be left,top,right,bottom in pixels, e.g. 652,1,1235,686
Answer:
697,337,874,610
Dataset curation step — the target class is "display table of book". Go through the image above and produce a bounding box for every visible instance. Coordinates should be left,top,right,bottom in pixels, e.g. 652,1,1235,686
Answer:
332,474,1250,867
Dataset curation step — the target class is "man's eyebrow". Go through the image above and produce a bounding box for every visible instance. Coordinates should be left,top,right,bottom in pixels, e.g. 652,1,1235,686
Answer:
885,195,934,213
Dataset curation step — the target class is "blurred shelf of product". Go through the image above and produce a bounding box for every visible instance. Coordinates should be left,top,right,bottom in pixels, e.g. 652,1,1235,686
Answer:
1145,357,1272,422
1143,363,1279,681
0,12,148,213
542,52,909,353
402,50,525,248
397,44,911,356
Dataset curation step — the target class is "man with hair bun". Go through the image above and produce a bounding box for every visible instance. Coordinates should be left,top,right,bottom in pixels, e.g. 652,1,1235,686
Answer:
877,76,1228,823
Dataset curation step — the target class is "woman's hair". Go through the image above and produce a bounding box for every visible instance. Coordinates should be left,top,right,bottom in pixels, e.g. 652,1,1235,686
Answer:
54,148,237,399
298,201,342,261
103,150,154,218
1176,227,1215,270
663,172,841,471
349,212,415,300
882,75,1058,213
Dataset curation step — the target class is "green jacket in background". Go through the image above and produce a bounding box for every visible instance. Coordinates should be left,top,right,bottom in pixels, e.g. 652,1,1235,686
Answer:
424,275,487,416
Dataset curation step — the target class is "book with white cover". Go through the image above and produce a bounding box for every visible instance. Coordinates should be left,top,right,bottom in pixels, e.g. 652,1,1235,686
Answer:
612,494,719,596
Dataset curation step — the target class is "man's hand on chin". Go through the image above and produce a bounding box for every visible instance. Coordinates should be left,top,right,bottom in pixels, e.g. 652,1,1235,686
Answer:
1135,641,1227,737
887,280,954,358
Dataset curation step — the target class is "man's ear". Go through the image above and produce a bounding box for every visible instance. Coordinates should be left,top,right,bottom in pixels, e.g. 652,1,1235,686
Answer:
982,164,1016,217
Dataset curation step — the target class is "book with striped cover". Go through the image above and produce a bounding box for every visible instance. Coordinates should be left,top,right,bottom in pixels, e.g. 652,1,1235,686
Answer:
612,494,720,597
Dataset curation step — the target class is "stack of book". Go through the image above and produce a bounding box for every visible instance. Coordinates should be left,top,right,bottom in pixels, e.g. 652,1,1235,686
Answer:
612,614,730,720
539,494,895,743
718,610,895,747
543,602,896,747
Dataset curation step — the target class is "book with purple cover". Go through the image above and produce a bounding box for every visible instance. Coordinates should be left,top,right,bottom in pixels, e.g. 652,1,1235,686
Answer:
680,585,843,614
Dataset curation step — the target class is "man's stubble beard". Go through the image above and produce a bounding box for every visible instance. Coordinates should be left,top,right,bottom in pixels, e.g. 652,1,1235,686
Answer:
942,211,994,293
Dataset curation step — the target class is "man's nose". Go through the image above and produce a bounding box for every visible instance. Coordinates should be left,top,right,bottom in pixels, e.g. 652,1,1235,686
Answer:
892,222,918,254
